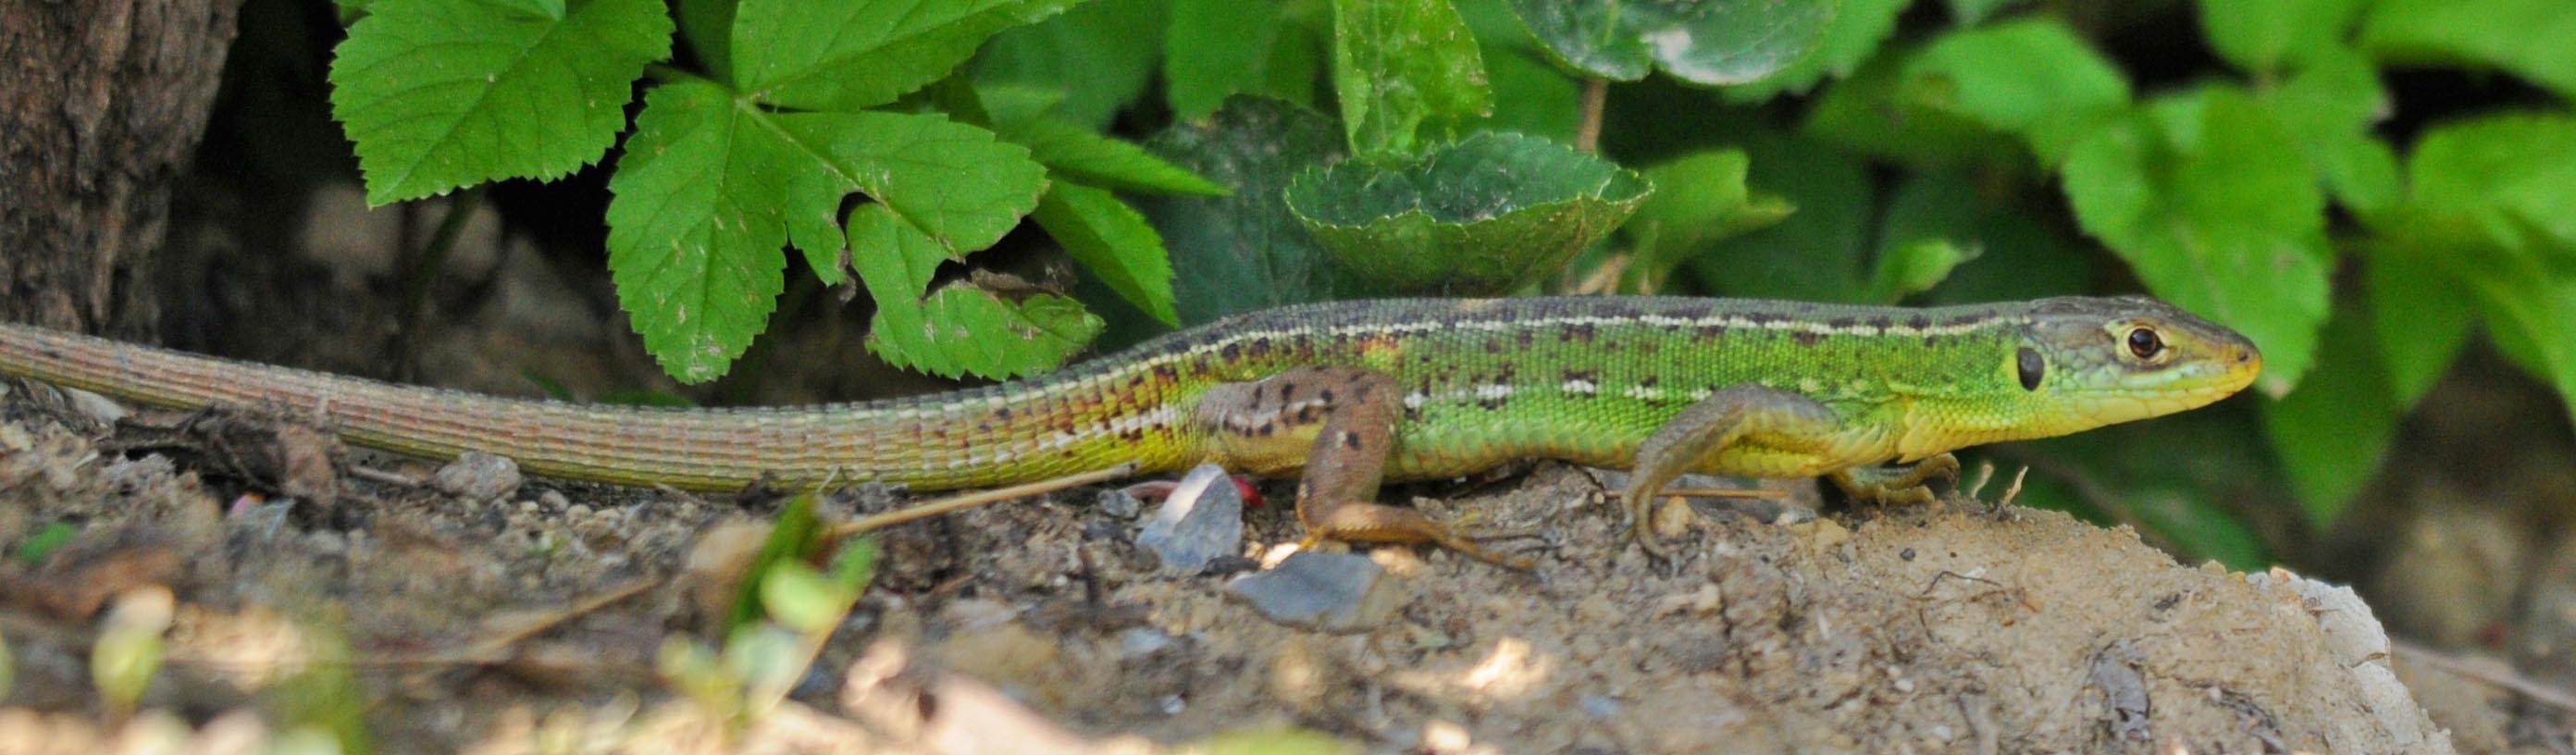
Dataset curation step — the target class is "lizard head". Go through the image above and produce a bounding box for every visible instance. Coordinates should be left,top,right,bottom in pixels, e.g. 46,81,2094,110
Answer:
2007,295,2261,436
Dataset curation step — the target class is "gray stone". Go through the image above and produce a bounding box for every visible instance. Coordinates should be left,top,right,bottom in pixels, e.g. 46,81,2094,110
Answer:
1226,551,1406,633
1134,464,1242,572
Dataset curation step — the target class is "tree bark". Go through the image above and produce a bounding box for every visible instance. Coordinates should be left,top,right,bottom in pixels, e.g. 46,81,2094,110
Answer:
0,0,243,335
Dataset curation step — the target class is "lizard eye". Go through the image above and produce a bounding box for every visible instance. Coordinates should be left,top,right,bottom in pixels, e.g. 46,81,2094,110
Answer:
2125,327,2163,360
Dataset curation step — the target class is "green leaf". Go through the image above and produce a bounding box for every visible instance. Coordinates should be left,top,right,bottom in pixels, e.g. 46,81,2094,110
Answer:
732,0,1079,111
1802,44,2031,169
2061,87,2332,395
976,0,1166,129
1724,0,1905,101
1946,0,2026,25
331,0,671,205
2362,247,2473,411
605,81,1047,381
1284,132,1650,295
1032,182,1181,325
1622,150,1792,291
2257,47,2400,217
1863,240,1976,303
1134,97,1349,324
2260,303,2400,526
1880,170,2088,304
1900,19,2132,164
850,205,1105,378
2360,0,2576,100
1505,0,1835,85
2197,0,2363,73
674,0,735,82
996,116,1229,195
1478,46,1582,143
2406,113,2576,255
1331,0,1492,159
1687,129,1877,302
1167,0,1290,119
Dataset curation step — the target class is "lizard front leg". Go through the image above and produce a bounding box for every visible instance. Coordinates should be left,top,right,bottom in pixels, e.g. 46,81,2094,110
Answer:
1195,366,1532,568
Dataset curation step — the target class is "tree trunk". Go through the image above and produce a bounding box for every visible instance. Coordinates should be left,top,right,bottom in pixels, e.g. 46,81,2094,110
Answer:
0,0,243,335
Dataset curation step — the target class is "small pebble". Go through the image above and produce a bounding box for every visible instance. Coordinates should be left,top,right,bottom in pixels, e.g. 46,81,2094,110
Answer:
1226,551,1406,632
1135,464,1244,573
1117,626,1174,659
1580,694,1622,719
1096,489,1143,518
431,452,522,501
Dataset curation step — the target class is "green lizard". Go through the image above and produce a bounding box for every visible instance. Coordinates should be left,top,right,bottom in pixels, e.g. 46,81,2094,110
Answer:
0,295,2260,565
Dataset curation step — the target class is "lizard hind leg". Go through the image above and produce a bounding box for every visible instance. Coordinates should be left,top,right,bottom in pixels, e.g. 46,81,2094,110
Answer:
1195,366,1532,569
1622,385,1844,559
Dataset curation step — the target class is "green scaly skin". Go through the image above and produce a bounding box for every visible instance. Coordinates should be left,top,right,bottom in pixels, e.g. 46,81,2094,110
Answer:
0,296,2260,554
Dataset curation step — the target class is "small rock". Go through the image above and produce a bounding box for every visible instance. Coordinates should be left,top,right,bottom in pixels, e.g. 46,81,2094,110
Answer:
1096,489,1143,518
1580,694,1621,719
430,452,522,501
61,386,129,425
1135,464,1243,572
1226,551,1406,632
1116,626,1174,660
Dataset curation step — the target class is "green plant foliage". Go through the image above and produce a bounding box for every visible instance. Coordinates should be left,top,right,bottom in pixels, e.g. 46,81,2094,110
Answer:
605,82,1050,380
976,0,1166,129
1331,0,1492,160
1284,132,1649,295
1031,182,1181,325
1898,19,2131,164
1621,150,1791,292
1136,97,1349,323
731,0,1080,111
2196,0,2364,74
1944,0,2027,25
331,0,672,204
1723,0,1905,101
2261,303,2401,526
850,204,1105,378
1505,0,1836,85
1684,130,1877,303
2062,88,2332,395
2360,0,2576,100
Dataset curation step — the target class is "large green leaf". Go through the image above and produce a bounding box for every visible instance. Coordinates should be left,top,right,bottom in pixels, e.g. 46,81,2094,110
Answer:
2360,0,2576,100
1900,19,2131,164
732,0,1078,111
1505,0,1836,85
2061,87,2333,395
1802,43,2030,169
1331,0,1492,159
1284,132,1649,295
1135,97,1349,324
604,80,1048,381
332,0,671,204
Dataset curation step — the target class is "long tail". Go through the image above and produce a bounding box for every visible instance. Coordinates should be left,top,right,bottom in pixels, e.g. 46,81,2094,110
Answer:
0,324,1195,490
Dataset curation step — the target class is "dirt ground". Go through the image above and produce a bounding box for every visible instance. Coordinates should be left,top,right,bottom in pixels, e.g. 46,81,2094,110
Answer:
0,189,2553,753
